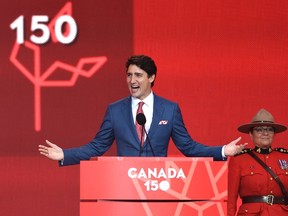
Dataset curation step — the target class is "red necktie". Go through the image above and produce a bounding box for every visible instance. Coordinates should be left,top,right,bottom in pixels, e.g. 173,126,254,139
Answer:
136,102,144,145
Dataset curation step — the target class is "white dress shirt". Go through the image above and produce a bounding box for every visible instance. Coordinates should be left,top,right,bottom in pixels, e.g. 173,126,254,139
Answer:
131,91,154,140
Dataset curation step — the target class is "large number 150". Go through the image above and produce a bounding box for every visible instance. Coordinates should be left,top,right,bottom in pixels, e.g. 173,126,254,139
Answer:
10,15,77,44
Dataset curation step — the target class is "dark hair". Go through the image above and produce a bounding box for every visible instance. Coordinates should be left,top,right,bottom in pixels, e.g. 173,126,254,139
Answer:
126,55,157,87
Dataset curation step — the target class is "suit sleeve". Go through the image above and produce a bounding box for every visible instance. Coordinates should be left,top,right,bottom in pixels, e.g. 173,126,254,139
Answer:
61,106,115,166
171,104,223,160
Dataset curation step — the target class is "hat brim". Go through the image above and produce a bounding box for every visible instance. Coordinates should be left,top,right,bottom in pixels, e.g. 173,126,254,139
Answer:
238,123,287,134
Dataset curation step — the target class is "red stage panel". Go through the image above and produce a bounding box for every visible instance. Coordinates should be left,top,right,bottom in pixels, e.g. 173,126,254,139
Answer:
80,201,227,216
80,157,227,215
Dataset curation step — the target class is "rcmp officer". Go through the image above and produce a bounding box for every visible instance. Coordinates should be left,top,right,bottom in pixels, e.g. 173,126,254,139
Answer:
228,109,288,216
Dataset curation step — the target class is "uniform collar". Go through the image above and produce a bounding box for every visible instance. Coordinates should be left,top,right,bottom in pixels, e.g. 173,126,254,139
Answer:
254,146,273,154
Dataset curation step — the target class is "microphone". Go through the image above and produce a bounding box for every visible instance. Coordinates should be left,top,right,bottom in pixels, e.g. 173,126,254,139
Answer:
136,113,146,125
136,113,155,156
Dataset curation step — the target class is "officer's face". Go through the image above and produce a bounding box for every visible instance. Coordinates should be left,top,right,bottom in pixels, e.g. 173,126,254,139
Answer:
249,126,274,148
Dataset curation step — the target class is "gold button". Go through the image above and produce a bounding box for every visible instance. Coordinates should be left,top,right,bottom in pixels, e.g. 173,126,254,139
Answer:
251,172,254,175
245,210,248,212
270,177,273,180
270,191,273,193
266,156,269,159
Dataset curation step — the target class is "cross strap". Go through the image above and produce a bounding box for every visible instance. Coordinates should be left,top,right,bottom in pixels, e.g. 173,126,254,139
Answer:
247,151,288,198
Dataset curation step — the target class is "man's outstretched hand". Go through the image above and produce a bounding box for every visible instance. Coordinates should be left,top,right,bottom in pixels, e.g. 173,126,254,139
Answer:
38,140,64,161
224,137,248,156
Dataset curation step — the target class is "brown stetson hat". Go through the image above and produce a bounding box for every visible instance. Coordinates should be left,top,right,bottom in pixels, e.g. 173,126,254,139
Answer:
238,108,287,133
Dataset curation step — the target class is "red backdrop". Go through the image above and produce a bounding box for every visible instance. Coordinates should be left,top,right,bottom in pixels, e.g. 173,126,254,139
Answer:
1,0,288,215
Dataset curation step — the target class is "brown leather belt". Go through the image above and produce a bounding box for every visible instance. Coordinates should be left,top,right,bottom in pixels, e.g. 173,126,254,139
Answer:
242,195,288,205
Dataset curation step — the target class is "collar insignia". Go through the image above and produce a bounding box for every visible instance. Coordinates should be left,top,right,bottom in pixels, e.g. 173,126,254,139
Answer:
254,146,272,154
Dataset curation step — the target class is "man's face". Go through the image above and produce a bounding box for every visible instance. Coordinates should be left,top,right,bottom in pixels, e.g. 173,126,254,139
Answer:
126,64,155,100
249,126,275,148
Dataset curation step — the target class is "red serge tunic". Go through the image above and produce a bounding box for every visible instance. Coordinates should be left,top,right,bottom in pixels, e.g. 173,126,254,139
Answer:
228,147,288,216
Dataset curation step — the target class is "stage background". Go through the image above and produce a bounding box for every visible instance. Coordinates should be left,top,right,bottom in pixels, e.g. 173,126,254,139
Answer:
1,0,288,215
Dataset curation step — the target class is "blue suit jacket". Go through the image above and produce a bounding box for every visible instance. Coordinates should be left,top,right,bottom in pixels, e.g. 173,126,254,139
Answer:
62,94,223,165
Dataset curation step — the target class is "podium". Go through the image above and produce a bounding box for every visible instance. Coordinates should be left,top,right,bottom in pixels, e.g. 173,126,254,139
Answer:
80,157,227,216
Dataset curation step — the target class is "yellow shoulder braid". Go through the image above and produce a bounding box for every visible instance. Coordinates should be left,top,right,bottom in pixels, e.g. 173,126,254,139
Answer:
274,148,288,154
235,148,253,156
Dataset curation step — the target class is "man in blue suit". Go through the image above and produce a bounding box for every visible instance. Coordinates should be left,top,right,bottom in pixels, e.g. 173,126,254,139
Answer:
39,55,246,165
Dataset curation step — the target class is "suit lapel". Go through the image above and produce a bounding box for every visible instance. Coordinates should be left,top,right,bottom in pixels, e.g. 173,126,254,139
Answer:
121,94,165,144
148,94,164,139
121,96,139,142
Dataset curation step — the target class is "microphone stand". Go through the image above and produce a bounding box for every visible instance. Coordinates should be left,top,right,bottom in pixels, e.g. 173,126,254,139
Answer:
143,126,155,156
138,126,144,156
136,113,155,156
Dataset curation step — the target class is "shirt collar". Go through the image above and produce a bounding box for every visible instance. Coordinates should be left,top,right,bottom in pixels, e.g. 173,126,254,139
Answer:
131,91,154,108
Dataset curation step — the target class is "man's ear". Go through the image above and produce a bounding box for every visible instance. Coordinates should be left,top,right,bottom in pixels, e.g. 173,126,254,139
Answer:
149,74,155,83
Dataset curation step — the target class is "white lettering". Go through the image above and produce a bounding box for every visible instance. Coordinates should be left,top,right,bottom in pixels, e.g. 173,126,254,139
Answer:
157,169,166,178
137,168,147,178
147,168,157,178
167,168,176,178
127,167,186,179
176,169,186,178
127,167,137,178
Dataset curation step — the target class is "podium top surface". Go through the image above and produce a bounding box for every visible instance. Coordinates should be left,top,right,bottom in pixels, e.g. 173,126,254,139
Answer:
90,156,213,162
